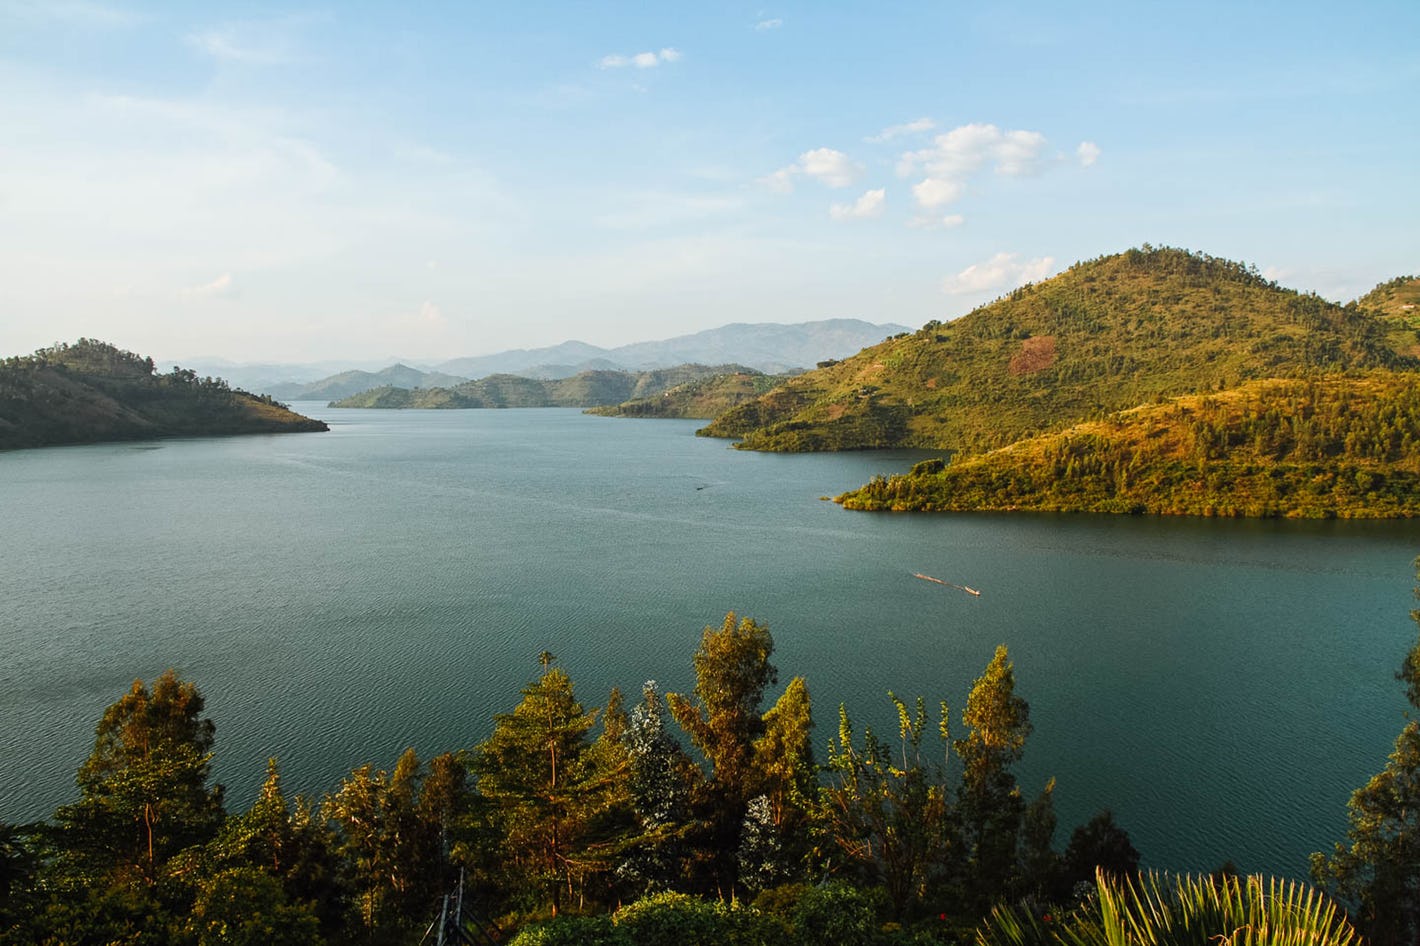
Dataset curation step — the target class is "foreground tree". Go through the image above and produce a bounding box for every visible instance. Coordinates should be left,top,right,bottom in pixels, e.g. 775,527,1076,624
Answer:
52,670,225,887
818,696,951,918
667,612,778,893
1313,563,1420,943
476,661,626,915
954,645,1042,913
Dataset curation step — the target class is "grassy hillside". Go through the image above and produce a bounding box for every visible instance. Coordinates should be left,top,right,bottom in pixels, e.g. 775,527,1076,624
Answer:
0,339,327,450
837,373,1420,518
1356,275,1420,359
700,247,1411,453
585,369,791,419
331,363,756,409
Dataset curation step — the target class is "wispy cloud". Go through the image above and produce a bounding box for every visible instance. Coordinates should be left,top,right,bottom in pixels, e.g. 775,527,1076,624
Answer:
909,212,966,230
941,252,1055,295
754,17,783,31
180,272,239,300
186,18,304,65
830,188,885,220
1077,140,1101,167
762,147,863,192
865,117,936,143
599,47,681,69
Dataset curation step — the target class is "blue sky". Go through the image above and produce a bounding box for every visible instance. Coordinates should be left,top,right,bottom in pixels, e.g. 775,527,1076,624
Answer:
2,1,1416,364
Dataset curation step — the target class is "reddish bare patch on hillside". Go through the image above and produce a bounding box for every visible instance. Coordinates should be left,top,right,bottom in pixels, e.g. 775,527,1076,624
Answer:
1009,335,1057,375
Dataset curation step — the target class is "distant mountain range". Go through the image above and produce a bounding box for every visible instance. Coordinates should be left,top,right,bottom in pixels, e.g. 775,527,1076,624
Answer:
180,319,908,401
266,364,471,402
429,319,910,381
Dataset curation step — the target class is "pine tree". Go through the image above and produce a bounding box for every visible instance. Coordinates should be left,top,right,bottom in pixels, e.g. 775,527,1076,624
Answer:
475,662,616,914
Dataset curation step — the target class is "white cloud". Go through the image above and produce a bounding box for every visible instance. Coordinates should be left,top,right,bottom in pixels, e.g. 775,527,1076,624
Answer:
941,252,1055,295
599,47,681,69
1077,140,1101,167
897,122,1067,211
800,148,861,187
911,177,962,208
419,300,444,325
754,17,783,30
830,188,885,220
763,147,863,192
865,117,936,143
180,272,238,300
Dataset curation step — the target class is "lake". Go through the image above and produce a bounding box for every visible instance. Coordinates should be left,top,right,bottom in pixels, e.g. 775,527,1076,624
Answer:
2,404,1417,879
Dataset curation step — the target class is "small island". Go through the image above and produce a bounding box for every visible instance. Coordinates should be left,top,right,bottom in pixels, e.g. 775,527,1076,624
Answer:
0,339,328,451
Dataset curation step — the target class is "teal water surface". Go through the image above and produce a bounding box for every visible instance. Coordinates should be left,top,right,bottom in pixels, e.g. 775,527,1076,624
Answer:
2,405,1417,878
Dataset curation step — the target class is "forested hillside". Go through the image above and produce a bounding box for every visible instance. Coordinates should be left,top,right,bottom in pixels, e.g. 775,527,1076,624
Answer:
586,369,791,419
838,373,1420,517
0,339,327,450
331,363,757,409
700,247,1411,454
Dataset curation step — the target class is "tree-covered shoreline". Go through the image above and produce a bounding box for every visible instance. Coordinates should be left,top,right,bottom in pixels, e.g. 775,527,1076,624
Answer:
6,594,1416,943
0,339,327,451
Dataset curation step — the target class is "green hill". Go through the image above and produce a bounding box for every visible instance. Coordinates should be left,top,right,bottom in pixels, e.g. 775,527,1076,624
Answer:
837,373,1420,518
585,369,792,419
330,363,757,409
700,247,1411,454
1356,275,1420,359
0,339,328,450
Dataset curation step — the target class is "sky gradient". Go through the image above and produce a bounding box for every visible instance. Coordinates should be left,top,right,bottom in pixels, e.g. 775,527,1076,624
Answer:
2,1,1417,364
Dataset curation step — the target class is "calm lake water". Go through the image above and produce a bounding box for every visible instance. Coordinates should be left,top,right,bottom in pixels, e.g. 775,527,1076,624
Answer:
3,404,1418,878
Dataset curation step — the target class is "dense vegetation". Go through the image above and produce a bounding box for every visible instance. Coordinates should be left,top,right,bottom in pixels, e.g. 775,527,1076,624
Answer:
10,583,1415,944
700,247,1411,455
0,339,327,450
838,373,1420,517
586,370,792,419
1356,275,1420,360
331,363,759,409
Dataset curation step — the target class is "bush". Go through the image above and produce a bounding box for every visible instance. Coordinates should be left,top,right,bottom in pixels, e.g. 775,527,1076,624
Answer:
508,914,628,946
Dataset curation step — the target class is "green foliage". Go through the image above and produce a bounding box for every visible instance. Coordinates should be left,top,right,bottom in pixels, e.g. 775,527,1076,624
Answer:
956,647,1035,913
667,613,780,892
699,247,1411,454
975,870,1358,946
0,339,325,450
186,867,324,946
788,880,886,946
820,698,952,918
508,913,630,946
839,374,1420,518
53,670,225,887
617,682,697,896
475,664,630,915
612,891,773,946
